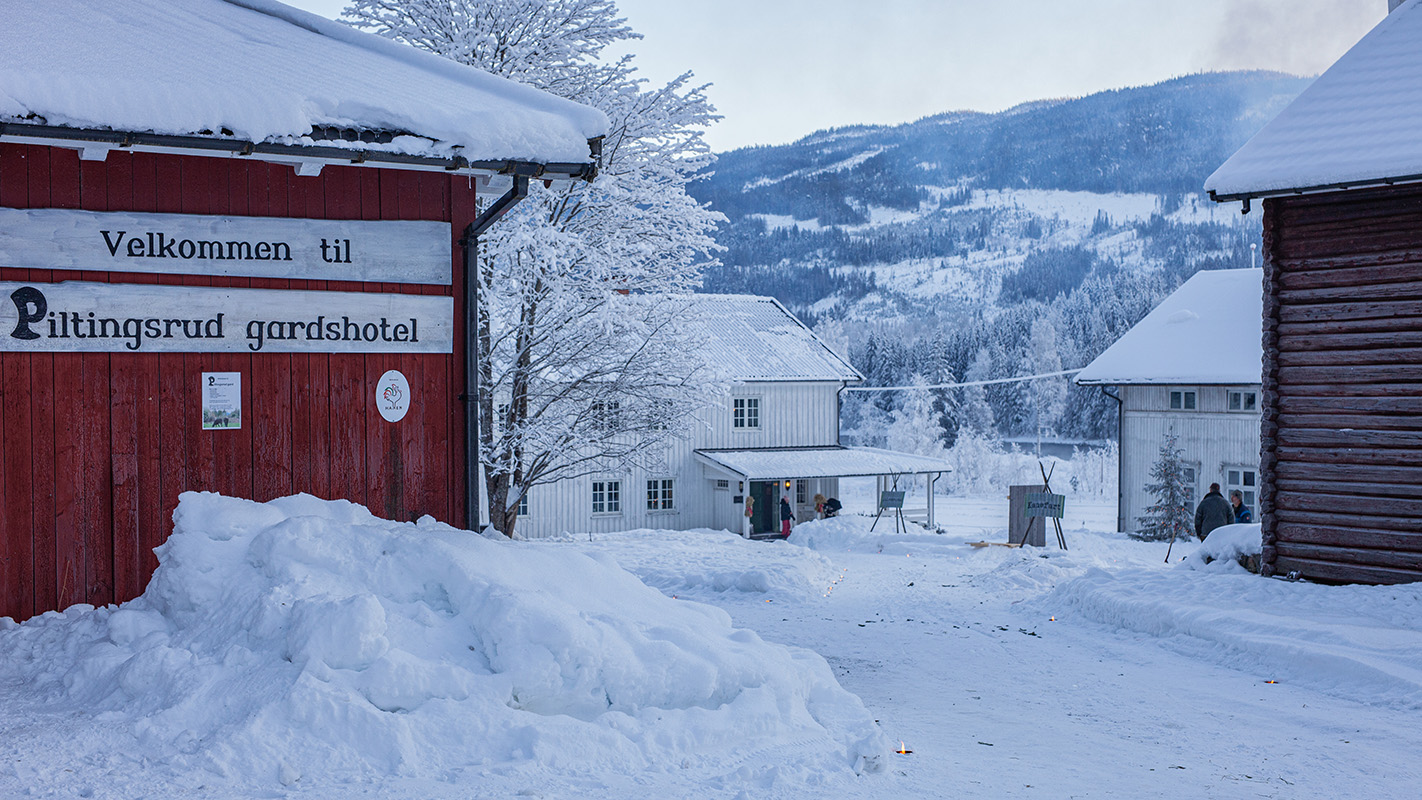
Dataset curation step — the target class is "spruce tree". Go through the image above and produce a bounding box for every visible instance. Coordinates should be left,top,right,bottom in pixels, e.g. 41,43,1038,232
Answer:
1134,428,1193,542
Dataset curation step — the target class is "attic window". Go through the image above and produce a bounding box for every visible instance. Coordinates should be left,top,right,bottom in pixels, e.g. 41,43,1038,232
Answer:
733,397,760,429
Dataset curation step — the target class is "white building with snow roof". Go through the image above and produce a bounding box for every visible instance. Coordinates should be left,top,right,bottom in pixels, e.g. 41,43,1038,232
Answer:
1076,269,1264,533
515,294,952,538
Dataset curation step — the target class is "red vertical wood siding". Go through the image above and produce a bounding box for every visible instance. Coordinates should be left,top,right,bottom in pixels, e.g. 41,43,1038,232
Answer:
0,143,472,620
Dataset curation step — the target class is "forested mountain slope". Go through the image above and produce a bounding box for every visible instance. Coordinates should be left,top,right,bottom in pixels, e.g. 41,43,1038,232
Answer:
690,71,1307,445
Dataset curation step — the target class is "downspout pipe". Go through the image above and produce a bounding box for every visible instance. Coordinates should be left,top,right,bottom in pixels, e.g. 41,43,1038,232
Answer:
454,136,600,534
459,173,531,532
1099,386,1124,532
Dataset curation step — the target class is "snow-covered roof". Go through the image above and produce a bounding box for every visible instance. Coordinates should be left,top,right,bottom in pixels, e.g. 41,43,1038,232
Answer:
686,295,861,383
1075,269,1263,386
1206,0,1422,199
0,0,607,166
695,446,951,480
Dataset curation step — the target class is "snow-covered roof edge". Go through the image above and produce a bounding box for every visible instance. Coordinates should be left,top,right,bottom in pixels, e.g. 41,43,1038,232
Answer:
761,295,863,383
1075,269,1264,387
225,0,608,143
1205,0,1421,200
0,0,607,175
682,293,863,383
694,445,951,480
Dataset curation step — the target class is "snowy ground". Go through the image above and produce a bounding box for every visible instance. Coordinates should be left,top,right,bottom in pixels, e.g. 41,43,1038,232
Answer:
4,493,1421,799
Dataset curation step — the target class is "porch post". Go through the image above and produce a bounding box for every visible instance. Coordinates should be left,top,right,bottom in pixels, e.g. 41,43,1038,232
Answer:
928,473,937,527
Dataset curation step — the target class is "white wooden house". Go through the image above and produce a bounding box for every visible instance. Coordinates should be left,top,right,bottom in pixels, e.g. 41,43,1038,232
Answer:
514,295,952,538
1076,269,1264,533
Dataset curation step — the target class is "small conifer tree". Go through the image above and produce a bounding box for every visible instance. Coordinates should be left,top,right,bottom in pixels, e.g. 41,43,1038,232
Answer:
1134,428,1193,542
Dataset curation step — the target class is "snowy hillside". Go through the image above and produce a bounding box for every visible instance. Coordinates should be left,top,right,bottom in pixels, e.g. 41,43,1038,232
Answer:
690,71,1306,443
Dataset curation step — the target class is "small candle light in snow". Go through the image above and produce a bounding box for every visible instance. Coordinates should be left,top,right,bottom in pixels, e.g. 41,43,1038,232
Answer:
1049,616,1056,622
896,741,913,754
1265,680,1279,684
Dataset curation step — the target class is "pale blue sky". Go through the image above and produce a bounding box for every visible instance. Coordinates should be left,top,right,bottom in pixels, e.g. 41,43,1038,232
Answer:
285,0,1387,152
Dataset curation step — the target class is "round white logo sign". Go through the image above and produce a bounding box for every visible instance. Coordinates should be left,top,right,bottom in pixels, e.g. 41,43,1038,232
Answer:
376,370,411,423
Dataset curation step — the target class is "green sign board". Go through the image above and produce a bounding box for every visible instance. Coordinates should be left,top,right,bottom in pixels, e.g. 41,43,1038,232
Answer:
1025,492,1066,519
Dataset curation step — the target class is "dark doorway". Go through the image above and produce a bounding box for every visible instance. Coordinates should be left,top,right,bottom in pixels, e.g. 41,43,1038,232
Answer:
749,480,777,534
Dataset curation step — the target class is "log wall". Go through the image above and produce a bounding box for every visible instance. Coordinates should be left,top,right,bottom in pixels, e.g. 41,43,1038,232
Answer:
0,143,474,621
1261,184,1422,584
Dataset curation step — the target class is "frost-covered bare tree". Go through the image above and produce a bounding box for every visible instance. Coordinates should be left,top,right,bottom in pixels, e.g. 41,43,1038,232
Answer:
344,0,724,537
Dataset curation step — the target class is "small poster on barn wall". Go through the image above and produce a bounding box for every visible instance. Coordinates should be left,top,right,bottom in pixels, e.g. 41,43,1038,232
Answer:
201,372,242,430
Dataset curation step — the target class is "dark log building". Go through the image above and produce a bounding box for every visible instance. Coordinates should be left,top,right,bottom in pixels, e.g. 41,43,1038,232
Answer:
1208,1,1422,583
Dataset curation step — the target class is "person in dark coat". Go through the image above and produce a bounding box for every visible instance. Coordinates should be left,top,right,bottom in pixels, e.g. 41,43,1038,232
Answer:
779,496,795,536
1195,483,1233,540
1230,490,1252,524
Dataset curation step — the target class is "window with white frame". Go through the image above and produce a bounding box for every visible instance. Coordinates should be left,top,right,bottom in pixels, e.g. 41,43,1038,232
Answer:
732,397,760,429
796,479,808,505
517,490,529,517
1227,390,1258,413
646,478,675,511
715,479,730,490
1169,390,1198,411
1226,467,1257,519
592,480,621,514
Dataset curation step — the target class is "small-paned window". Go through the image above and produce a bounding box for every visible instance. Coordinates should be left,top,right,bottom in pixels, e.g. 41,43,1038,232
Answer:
517,490,529,517
715,479,730,490
592,480,622,514
796,480,808,505
592,400,621,434
1227,468,1257,519
733,397,760,429
1227,390,1258,412
646,478,675,511
1169,390,1197,411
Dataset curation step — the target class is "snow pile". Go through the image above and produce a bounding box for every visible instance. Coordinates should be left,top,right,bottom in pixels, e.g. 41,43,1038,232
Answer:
538,528,842,600
0,493,888,790
788,515,960,558
1044,567,1422,709
1180,523,1262,572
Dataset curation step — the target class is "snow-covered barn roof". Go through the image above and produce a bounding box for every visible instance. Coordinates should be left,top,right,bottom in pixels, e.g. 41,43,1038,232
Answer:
695,446,950,480
685,295,862,383
1074,269,1263,386
1206,0,1422,200
0,0,607,170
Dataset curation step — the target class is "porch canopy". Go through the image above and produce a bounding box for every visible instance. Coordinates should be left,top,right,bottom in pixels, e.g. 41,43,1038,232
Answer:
694,446,951,481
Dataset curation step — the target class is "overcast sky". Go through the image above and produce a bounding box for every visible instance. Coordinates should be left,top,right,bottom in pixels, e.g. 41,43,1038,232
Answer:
285,0,1387,152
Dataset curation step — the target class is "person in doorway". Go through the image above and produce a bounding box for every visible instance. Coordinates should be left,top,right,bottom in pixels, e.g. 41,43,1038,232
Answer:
1194,482,1233,540
1230,489,1252,524
779,496,795,537
813,493,827,518
822,497,842,518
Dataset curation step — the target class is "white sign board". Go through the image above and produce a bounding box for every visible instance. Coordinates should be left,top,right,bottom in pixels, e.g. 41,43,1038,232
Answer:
0,207,451,285
376,370,411,423
1,281,452,354
202,372,242,430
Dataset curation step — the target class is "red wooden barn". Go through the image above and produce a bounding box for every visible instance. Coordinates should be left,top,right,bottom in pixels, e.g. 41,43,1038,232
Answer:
1206,0,1422,584
0,0,606,620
